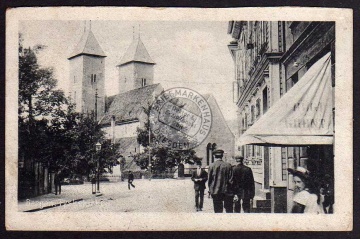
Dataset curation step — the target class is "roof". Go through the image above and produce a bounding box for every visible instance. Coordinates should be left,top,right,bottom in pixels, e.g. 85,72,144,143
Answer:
115,137,139,155
68,30,106,59
115,137,142,171
100,83,163,125
117,37,155,66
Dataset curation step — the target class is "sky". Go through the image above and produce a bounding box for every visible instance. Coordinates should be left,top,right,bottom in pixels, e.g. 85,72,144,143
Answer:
19,20,238,121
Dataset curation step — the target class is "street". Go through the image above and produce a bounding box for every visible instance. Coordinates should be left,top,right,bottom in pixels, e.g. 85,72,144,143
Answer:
21,178,215,213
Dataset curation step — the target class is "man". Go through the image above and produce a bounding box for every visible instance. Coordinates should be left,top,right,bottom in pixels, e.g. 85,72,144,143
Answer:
54,170,62,195
191,160,208,212
232,156,255,213
208,149,234,213
128,171,135,190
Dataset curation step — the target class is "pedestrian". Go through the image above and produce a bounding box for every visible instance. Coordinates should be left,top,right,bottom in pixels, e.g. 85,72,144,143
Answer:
54,170,62,195
191,160,208,212
320,174,334,214
128,171,135,190
208,149,234,213
232,156,255,213
288,167,324,214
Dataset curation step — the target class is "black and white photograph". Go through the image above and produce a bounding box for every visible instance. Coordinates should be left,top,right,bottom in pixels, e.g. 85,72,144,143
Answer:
5,7,353,231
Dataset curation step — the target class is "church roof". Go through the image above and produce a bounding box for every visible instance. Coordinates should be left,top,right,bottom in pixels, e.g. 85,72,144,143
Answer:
117,37,155,66
100,83,163,125
115,137,139,155
68,29,106,60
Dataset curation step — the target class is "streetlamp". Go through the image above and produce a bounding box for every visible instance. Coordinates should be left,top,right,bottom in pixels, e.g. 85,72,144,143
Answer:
95,142,101,194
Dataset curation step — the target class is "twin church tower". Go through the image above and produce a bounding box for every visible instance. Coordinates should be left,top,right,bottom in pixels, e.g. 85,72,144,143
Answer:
68,24,155,120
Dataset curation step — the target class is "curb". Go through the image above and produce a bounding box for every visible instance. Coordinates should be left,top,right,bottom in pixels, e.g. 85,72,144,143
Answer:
24,198,84,212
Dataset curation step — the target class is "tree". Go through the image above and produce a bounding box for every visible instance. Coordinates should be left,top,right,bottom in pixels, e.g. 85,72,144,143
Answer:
134,102,201,173
48,107,121,179
18,34,121,192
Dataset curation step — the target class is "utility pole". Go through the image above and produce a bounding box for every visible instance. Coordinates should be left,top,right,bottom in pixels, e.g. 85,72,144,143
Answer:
95,88,98,121
148,115,151,179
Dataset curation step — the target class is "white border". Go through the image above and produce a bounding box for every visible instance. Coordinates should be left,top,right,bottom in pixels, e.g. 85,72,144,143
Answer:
6,7,353,231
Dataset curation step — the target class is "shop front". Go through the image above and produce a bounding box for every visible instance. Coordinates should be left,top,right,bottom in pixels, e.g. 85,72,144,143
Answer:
237,52,334,213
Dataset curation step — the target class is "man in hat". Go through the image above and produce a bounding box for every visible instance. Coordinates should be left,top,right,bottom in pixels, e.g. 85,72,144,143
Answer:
191,160,208,212
128,171,135,190
208,149,234,213
232,156,255,213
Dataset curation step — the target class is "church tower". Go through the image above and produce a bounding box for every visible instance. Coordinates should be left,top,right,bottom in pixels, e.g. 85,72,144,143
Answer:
117,35,155,94
68,25,106,121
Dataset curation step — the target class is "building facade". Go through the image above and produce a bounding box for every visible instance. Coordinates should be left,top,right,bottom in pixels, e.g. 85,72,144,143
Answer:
68,28,106,121
228,21,335,213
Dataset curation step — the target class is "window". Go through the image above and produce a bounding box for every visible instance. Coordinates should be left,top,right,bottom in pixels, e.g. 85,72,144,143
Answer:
255,99,261,119
262,87,268,114
141,78,147,87
286,72,298,92
281,147,287,181
244,113,248,129
91,74,97,84
74,91,76,101
74,76,76,83
251,105,255,123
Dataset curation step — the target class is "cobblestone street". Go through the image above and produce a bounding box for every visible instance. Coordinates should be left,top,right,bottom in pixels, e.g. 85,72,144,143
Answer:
19,179,215,213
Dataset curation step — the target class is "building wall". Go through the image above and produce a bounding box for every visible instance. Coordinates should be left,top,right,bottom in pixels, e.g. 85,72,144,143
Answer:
134,63,154,89
198,95,235,166
229,21,286,211
103,121,141,139
69,56,84,112
118,63,135,93
118,62,154,94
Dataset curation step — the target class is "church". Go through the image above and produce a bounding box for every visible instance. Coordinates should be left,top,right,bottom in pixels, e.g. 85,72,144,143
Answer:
68,25,235,178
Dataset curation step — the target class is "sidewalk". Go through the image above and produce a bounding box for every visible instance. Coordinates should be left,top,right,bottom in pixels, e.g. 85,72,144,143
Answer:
18,183,101,212
18,179,217,213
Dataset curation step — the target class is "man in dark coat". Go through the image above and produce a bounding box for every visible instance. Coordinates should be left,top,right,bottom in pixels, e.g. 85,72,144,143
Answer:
191,160,208,212
232,156,255,213
54,170,62,195
208,149,234,213
128,171,135,190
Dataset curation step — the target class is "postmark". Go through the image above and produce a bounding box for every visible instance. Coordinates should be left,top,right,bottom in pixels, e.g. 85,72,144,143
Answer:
149,87,212,150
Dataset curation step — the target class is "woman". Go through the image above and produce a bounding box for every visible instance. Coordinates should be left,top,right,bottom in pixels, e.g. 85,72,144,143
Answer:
288,167,324,214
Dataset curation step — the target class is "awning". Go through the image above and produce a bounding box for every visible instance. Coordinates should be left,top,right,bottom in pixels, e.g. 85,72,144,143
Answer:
238,52,333,146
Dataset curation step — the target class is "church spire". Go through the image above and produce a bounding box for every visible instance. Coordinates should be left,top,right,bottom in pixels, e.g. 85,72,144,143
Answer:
68,22,106,60
117,31,155,66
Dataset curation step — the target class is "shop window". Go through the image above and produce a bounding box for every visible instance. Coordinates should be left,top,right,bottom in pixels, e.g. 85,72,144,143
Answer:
141,78,147,87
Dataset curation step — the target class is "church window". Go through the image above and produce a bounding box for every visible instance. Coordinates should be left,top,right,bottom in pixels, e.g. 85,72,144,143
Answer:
141,78,147,87
94,74,97,83
74,76,76,83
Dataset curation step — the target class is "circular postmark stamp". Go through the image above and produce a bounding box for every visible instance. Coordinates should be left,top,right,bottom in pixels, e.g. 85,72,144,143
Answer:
150,87,212,150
